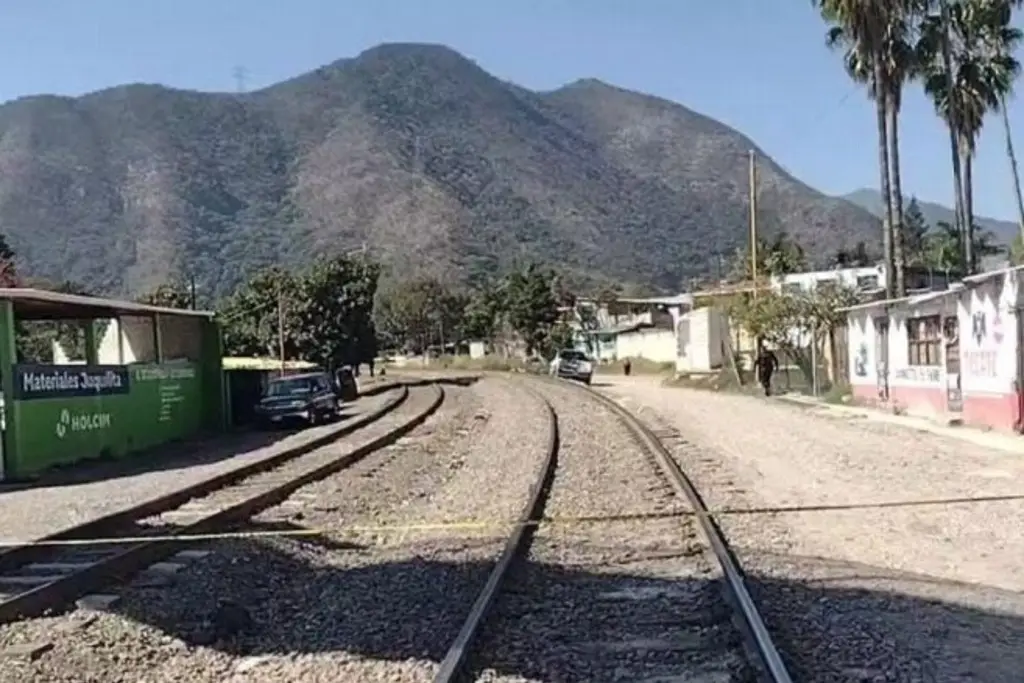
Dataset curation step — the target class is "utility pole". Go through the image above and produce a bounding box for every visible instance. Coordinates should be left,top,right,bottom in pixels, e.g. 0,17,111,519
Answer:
232,66,248,94
277,282,286,376
749,149,759,297
188,274,197,310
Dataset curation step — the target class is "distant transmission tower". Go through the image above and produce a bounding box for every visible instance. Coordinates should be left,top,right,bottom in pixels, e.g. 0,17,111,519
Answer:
232,66,249,93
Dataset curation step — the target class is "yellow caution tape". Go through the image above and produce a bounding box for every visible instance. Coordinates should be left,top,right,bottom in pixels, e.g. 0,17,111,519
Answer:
0,509,695,549
4,493,1021,549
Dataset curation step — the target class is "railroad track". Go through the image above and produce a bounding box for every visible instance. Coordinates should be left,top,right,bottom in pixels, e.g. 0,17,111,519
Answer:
0,381,447,625
431,376,793,683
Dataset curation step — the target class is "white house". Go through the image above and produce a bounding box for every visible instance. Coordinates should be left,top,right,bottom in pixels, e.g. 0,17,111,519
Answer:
844,266,1024,430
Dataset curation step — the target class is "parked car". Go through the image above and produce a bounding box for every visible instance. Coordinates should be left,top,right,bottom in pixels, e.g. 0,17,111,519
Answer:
550,349,594,385
255,372,340,428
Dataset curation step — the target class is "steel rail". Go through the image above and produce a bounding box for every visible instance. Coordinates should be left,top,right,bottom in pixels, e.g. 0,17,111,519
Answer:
0,381,409,575
0,383,446,624
432,384,559,683
568,379,794,683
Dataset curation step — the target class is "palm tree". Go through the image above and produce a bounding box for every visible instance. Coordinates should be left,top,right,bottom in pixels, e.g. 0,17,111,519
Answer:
1001,95,1024,241
818,0,918,297
918,0,1021,273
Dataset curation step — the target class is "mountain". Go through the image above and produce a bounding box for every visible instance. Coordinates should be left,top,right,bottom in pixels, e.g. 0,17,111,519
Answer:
843,188,1019,244
0,43,882,299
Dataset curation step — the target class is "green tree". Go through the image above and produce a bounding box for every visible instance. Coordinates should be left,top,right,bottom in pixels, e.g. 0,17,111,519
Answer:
0,233,17,288
729,232,808,280
294,256,380,369
137,283,192,309
901,197,931,265
463,287,505,341
832,240,874,267
923,220,1003,271
218,266,303,359
1010,232,1024,265
730,283,859,386
502,263,561,357
374,277,448,353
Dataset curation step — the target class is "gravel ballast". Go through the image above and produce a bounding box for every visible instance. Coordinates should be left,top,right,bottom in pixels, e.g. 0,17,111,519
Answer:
470,378,752,683
600,376,1024,682
0,378,552,683
0,386,403,544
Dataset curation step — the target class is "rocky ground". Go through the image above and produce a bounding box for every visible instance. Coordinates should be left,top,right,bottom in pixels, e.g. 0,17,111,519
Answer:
0,378,552,683
469,379,752,683
0,384,403,543
599,375,1024,682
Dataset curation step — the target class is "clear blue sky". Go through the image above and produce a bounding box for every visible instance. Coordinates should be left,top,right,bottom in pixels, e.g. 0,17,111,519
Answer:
1,0,1021,221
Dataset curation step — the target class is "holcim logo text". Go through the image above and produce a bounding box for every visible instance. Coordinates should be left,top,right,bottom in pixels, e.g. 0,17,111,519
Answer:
55,409,112,439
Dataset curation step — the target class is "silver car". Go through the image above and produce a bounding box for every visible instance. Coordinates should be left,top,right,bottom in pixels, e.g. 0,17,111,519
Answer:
550,349,594,385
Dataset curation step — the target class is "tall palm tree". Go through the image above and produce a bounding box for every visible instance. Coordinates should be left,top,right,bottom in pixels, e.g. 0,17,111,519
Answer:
988,1,1024,245
919,0,1021,273
1000,95,1024,241
818,0,917,297
880,17,919,297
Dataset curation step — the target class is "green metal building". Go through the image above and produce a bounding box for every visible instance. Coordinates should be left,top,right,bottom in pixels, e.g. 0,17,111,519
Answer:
0,288,225,480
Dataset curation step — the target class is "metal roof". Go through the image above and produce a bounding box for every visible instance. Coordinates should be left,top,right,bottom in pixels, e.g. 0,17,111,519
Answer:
613,294,694,307
583,322,649,336
222,357,318,371
840,285,962,314
0,288,214,320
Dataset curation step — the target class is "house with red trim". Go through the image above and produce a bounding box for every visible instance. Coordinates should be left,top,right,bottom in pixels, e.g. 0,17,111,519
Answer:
844,266,1024,432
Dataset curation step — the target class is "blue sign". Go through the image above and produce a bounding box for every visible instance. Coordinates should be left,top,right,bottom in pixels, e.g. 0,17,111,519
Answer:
12,364,131,401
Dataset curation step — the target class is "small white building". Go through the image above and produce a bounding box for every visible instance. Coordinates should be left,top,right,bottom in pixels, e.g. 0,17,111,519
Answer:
772,264,957,298
468,340,487,360
676,306,727,374
844,266,1024,430
583,294,694,365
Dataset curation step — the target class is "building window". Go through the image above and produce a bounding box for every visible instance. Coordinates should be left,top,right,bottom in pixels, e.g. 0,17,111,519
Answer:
907,315,941,366
856,274,879,291
783,282,802,295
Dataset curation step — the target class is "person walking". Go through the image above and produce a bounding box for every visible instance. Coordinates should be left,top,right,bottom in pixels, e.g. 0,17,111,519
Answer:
755,346,779,396
623,358,632,376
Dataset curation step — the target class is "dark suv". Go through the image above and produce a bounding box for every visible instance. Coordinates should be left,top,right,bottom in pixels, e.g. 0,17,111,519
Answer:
255,372,340,427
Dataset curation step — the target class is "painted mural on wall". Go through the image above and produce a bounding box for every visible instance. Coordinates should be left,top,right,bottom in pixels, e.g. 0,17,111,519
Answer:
965,306,1001,380
676,318,689,358
854,342,868,377
893,366,941,383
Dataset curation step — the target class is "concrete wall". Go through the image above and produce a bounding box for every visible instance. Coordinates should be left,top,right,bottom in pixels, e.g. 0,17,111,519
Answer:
615,328,676,363
676,306,725,373
958,272,1021,429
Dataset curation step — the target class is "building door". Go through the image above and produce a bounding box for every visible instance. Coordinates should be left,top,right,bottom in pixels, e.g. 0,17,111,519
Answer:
875,318,890,401
944,316,963,413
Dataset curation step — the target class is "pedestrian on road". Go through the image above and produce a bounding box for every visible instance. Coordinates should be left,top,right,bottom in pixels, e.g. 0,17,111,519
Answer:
624,358,632,376
755,346,779,396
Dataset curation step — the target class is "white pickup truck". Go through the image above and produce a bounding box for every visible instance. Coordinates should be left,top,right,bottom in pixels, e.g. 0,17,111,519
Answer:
549,349,594,385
